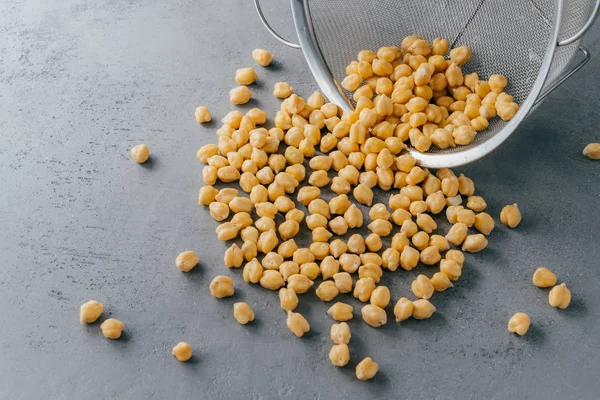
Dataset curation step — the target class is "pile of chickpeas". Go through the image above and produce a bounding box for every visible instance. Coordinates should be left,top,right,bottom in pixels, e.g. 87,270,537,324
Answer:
190,40,538,380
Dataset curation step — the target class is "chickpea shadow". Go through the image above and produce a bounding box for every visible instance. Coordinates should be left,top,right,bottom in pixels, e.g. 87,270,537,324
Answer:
560,296,587,318
139,156,157,170
242,318,264,334
522,324,545,345
265,60,285,72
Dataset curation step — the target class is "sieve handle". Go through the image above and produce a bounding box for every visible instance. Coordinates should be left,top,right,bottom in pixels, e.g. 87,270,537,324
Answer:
557,0,600,46
253,0,301,49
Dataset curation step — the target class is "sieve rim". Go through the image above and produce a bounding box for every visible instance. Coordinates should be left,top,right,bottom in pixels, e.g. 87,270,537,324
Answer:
291,0,566,168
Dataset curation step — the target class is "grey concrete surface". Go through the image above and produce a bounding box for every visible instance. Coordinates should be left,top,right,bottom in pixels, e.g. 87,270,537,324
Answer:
1,1,600,399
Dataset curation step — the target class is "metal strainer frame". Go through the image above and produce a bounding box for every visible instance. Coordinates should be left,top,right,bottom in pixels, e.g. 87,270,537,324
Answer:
255,0,600,168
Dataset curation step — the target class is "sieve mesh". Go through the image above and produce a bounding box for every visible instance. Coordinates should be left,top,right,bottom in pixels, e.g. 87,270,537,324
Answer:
306,0,562,154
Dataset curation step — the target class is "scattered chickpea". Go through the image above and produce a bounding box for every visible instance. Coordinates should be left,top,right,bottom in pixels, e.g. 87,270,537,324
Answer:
230,86,253,104
431,272,453,292
412,299,436,320
287,274,314,294
79,300,104,323
224,244,244,268
549,283,572,309
583,143,600,159
131,144,150,163
500,203,522,228
233,302,255,324
176,251,199,272
466,196,487,212
252,48,273,67
356,357,379,380
100,318,125,339
329,344,350,367
508,312,530,336
446,249,465,267
327,302,354,322
411,274,434,299
393,297,414,322
286,311,310,337
440,259,462,281
361,304,387,327
210,275,235,298
235,68,258,85
273,82,294,98
172,342,193,362
532,267,557,288
316,281,340,302
462,234,489,253
333,272,353,294
279,288,299,312
354,277,376,302
370,286,391,308
195,106,211,123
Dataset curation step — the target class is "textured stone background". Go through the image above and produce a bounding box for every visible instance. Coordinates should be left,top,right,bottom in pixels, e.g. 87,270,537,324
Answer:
1,1,599,399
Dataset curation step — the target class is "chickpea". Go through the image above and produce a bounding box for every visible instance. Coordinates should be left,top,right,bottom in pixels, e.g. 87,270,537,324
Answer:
500,203,522,228
392,297,413,322
296,186,320,206
98,318,124,339
583,143,600,159
328,344,350,368
340,253,361,274
229,86,253,105
232,302,255,325
176,250,200,272
372,59,393,76
532,267,557,288
425,191,446,215
327,302,354,322
197,144,219,164
446,249,465,267
431,272,453,292
412,299,436,320
508,312,530,336
400,184,424,201
260,252,282,270
347,234,366,254
341,74,362,91
411,231,429,251
361,304,387,328
279,260,299,280
456,173,474,196
257,229,279,253
329,194,352,215
368,219,393,236
294,248,315,265
496,101,519,121
390,208,411,227
331,177,351,195
210,275,235,298
273,82,294,98
466,196,487,212
287,274,314,294
462,234,488,253
390,233,409,253
366,286,389,309
286,208,305,224
431,37,449,55
255,217,275,232
279,287,299,312
457,209,476,227
80,300,104,323
170,342,194,362
379,248,399,272
354,277,376,302
241,241,258,261
365,233,383,252
440,259,461,281
400,245,420,271
411,274,434,299
415,213,437,234
474,212,495,235
356,357,379,381
308,198,331,219
131,144,150,163
549,283,572,309
427,235,448,253
353,183,374,206
488,74,507,93
242,258,263,282
241,226,259,243
301,263,320,281
358,263,383,284
286,311,310,337
278,220,300,241
223,244,243,269
316,280,339,304
400,219,418,238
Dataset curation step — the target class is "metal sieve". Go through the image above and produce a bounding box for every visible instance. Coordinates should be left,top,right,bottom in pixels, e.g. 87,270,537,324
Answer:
255,0,600,168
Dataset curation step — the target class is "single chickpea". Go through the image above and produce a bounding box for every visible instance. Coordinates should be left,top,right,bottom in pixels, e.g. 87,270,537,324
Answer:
224,244,244,268
194,106,211,124
329,194,352,215
367,219,393,236
210,275,235,298
370,286,391,308
327,302,354,321
412,231,430,251
234,68,258,86
306,214,328,231
446,63,464,87
316,281,339,302
508,312,530,336
358,263,383,283
361,304,387,328
293,248,315,265
462,234,488,253
391,208,412,226
172,342,193,361
329,240,347,258
243,258,263,283
197,144,219,163
80,300,104,323
365,233,383,252
279,260,299,280
467,196,487,212
341,74,362,91
329,322,352,346
278,220,300,241
583,143,600,159
474,212,495,235
320,256,340,280
496,102,519,121
274,195,295,213
426,190,446,214
457,209,476,227
446,249,465,267
332,272,353,294
261,252,283,270
279,287,298,312
329,344,350,367
440,259,462,281
331,177,351,195
392,232,410,252
286,208,305,224
308,198,331,219
532,267,558,288
416,213,437,233
100,318,125,339
400,219,419,238
360,253,383,267
297,186,321,206
233,302,255,325
352,183,373,206
285,164,305,182
457,173,475,196
412,299,436,320
241,227,259,244
300,263,320,280
241,241,258,262
209,201,230,222
393,297,414,322
389,193,411,210
176,251,200,272
286,311,310,337
356,357,379,380
449,46,472,65
488,74,507,93
252,48,273,66
273,82,294,98
549,283,572,309
381,248,400,271
354,277,376,302
431,272,453,292
287,274,314,294
412,274,435,299
340,253,361,274
446,195,463,207
229,86,253,105
400,184,424,201
131,144,150,163
500,203,522,228
429,235,449,253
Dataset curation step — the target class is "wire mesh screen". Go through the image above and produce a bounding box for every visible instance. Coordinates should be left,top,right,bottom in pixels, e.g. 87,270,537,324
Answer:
306,0,560,154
